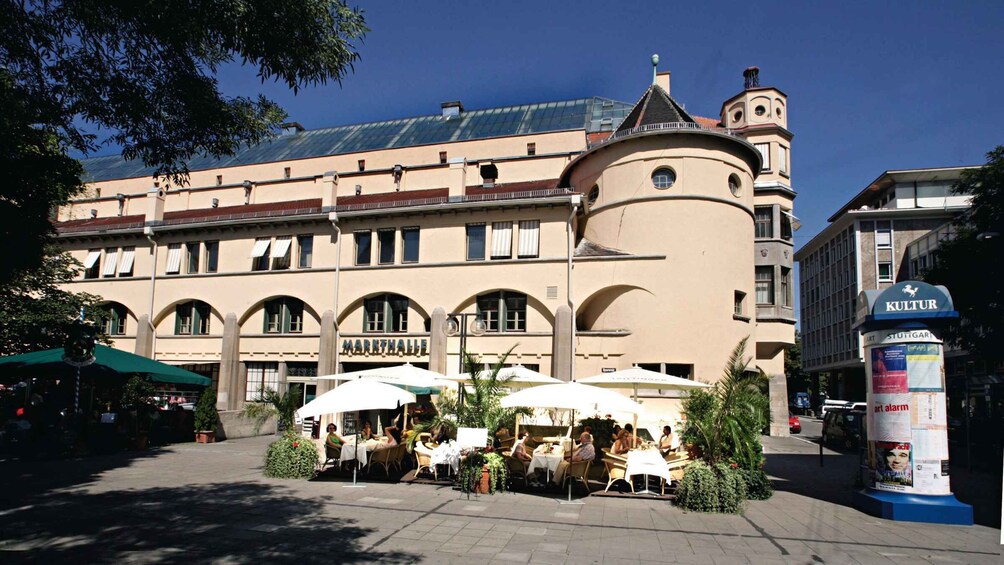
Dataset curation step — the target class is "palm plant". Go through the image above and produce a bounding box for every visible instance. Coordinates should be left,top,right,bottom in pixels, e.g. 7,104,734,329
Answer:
242,384,303,435
681,337,770,469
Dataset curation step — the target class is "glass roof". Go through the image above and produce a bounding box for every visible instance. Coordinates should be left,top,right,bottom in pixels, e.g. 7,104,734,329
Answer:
82,97,633,182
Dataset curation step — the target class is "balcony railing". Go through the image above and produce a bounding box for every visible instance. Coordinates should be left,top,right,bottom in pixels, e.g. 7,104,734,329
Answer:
589,121,739,148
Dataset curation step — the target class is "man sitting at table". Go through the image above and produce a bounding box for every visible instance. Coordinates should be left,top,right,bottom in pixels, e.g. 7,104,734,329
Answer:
512,431,532,462
552,432,595,486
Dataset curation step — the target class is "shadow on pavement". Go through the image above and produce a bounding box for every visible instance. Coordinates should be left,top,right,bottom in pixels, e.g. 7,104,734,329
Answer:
0,481,419,563
766,448,1002,528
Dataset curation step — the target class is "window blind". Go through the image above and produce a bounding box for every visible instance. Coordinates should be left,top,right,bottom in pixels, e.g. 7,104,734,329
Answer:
250,237,271,258
491,221,512,258
118,248,135,274
83,250,101,269
102,249,118,276
165,244,182,274
517,220,539,257
272,236,292,259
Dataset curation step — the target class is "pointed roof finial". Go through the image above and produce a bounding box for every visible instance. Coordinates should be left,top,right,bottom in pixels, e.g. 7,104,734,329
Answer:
651,54,660,85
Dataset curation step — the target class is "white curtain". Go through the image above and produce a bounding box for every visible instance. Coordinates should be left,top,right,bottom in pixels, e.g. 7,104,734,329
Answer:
491,221,512,258
517,220,539,258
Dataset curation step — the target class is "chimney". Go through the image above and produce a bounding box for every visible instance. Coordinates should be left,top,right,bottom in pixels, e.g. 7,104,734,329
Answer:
145,186,165,224
656,71,671,94
447,157,467,201
743,66,760,90
441,101,464,119
280,122,305,136
321,171,339,211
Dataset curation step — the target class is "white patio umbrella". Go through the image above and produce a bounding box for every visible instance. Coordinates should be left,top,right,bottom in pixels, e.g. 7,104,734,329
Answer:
501,382,643,503
317,363,455,390
577,367,710,445
448,365,563,386
297,379,416,487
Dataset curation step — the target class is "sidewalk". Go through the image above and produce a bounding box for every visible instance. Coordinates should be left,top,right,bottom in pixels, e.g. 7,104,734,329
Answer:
1,434,1000,564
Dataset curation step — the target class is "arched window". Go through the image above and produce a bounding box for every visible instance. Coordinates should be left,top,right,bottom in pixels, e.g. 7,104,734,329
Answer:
477,291,527,333
176,300,211,335
364,294,409,333
103,303,127,336
263,297,303,334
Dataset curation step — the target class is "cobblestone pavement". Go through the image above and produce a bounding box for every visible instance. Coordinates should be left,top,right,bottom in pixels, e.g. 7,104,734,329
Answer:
0,435,1000,564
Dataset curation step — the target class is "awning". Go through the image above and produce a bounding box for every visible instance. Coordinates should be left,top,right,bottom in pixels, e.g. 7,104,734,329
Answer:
250,238,271,258
102,249,118,277
118,248,135,274
0,345,211,386
83,250,101,269
165,244,182,274
782,210,802,231
272,236,292,259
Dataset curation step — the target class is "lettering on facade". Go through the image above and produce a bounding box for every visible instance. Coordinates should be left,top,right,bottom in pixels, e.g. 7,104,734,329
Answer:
883,299,938,312
342,338,428,356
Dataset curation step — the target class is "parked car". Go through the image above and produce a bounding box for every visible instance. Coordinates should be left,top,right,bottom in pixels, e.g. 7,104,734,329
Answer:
789,412,801,434
792,392,811,411
822,408,865,448
819,399,851,418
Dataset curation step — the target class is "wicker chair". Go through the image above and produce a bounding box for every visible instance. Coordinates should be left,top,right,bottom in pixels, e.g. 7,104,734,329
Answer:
498,436,516,451
562,459,592,494
368,445,398,477
603,459,634,493
414,442,437,480
322,443,342,471
506,455,530,490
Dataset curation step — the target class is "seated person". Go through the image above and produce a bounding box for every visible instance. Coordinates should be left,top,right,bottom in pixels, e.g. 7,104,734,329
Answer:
610,424,622,445
658,425,674,455
511,431,532,462
433,425,451,445
325,423,346,450
611,429,633,455
359,421,374,441
624,423,639,447
552,432,595,485
375,426,401,449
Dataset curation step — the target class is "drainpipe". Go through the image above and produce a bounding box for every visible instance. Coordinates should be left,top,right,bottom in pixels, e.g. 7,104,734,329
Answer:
567,194,581,381
144,226,158,359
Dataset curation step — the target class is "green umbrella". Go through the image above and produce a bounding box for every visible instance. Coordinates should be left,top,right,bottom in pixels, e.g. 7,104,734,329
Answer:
0,345,211,386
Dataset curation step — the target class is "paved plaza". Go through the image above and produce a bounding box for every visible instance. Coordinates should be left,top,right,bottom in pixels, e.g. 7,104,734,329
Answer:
1,434,1000,564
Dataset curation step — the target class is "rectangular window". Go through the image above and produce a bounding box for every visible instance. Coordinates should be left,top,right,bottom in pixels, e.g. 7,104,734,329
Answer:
876,229,892,249
204,241,219,273
491,221,513,259
354,231,371,265
526,143,536,156
102,247,118,277
878,261,893,282
778,145,789,175
186,242,200,274
176,304,193,335
250,237,271,271
165,243,182,274
754,207,773,239
517,220,540,258
118,247,135,276
439,151,447,164
297,235,313,268
271,236,292,270
283,167,291,179
364,299,385,332
286,301,303,333
390,295,408,332
504,293,527,332
378,229,396,264
780,211,794,241
402,227,420,263
264,299,303,333
245,362,280,402
357,159,365,172
754,143,770,171
466,224,486,261
477,294,500,332
83,249,101,279
216,175,223,186
755,266,774,305
734,291,746,316
781,267,791,307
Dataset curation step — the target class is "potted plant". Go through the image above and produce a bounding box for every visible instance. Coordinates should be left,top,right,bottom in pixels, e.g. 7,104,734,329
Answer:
194,386,219,443
121,376,156,450
241,384,302,435
458,449,508,494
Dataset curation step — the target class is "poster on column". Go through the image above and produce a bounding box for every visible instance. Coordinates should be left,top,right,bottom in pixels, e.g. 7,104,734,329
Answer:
911,428,950,494
871,345,907,393
870,393,912,441
870,441,913,490
907,344,943,391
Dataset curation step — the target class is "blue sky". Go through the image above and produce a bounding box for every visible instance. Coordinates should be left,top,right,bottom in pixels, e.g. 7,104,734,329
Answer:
99,1,1004,319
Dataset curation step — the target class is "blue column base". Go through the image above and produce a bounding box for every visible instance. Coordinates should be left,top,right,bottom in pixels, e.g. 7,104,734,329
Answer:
854,489,973,525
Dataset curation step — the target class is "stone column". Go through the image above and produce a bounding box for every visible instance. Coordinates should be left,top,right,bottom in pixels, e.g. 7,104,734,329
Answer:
429,307,448,374
318,310,337,377
768,372,790,437
551,304,572,381
134,314,154,358
218,312,240,410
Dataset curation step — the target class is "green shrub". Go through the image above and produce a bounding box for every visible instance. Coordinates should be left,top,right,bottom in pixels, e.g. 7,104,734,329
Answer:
714,463,748,514
264,433,318,479
194,387,218,432
743,467,774,500
676,461,719,512
677,461,752,513
578,417,616,451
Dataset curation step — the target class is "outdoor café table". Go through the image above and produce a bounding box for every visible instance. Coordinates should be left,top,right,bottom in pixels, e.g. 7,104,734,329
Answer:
625,448,672,495
430,441,461,475
529,446,565,484
340,438,381,468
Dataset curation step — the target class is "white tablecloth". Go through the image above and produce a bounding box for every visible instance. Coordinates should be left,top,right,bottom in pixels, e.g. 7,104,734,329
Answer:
625,449,672,482
340,438,380,467
430,441,461,474
529,446,565,479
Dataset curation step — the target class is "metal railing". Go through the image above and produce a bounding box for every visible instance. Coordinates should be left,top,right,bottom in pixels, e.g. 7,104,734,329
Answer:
589,121,739,148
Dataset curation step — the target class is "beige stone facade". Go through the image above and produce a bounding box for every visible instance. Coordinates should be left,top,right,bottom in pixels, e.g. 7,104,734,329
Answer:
58,68,796,433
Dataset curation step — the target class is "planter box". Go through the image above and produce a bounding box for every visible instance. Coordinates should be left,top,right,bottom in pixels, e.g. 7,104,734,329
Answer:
195,431,216,444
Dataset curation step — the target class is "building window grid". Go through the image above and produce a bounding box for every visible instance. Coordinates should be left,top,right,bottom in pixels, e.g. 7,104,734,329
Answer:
363,294,409,333
186,242,200,274
204,241,219,273
477,291,527,333
354,231,372,265
378,229,396,264
297,235,313,268
754,207,773,239
755,267,774,305
466,223,486,261
263,298,304,334
401,227,420,263
245,362,280,402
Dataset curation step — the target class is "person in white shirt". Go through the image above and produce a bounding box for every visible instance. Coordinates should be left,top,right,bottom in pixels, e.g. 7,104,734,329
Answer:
552,432,595,486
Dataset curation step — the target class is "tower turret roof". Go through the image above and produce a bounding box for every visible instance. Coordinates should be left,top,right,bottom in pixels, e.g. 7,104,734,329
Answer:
615,84,695,133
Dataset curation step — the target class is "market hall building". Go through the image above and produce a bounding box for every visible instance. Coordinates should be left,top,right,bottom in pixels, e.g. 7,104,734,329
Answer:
55,65,797,434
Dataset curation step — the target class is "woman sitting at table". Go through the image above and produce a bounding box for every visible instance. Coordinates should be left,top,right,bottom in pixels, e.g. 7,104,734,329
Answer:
359,421,374,441
610,424,622,445
325,424,346,450
375,425,401,450
611,429,633,455
512,431,532,462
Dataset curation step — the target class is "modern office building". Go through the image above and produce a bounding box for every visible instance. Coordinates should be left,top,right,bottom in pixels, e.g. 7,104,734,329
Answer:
795,166,973,400
56,65,797,433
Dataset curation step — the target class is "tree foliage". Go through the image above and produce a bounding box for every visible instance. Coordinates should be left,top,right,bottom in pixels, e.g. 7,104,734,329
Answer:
0,246,110,356
681,337,770,469
923,146,1004,362
242,384,303,434
0,1,367,284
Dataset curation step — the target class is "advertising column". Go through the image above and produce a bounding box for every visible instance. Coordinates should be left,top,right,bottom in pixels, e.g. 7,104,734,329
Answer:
863,329,949,495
